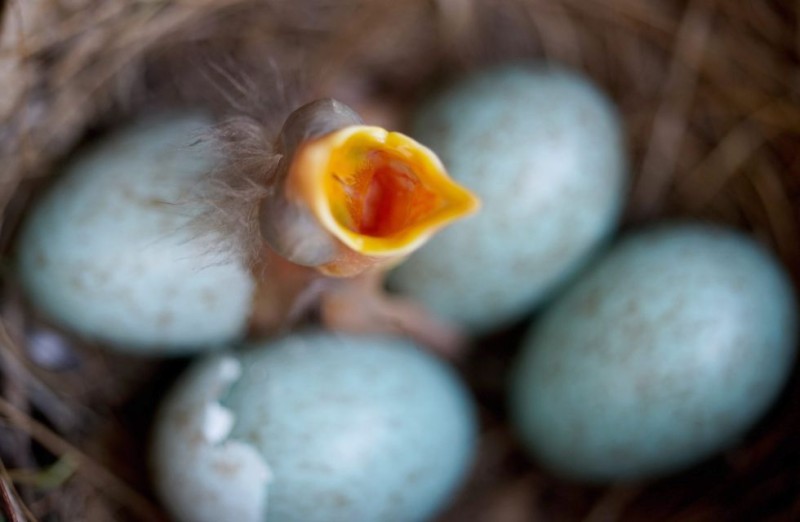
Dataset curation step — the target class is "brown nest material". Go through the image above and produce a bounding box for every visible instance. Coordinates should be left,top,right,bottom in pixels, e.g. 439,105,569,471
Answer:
1,0,799,520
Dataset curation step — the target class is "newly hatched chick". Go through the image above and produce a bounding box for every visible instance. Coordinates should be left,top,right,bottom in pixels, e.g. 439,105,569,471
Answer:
195,98,480,354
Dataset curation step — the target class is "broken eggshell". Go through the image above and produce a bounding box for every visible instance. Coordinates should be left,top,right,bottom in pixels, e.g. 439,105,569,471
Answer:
16,113,256,355
391,65,627,332
151,331,476,522
509,224,798,481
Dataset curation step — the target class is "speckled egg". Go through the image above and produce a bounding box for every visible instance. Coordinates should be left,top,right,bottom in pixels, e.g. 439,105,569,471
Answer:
151,331,476,522
16,113,255,354
509,224,797,481
391,65,627,332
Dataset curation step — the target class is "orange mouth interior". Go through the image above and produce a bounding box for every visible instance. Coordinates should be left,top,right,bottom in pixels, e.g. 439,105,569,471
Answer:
291,126,479,258
330,150,440,238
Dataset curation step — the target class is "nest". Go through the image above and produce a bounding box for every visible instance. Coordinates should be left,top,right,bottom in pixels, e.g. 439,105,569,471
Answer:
1,0,799,520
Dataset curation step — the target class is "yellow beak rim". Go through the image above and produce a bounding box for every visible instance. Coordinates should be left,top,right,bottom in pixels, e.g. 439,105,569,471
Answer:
287,125,480,259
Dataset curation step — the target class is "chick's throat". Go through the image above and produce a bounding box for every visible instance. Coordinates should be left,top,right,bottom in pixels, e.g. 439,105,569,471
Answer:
288,125,480,259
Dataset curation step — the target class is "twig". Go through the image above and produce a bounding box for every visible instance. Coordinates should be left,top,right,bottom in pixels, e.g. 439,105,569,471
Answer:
632,0,715,218
524,0,584,68
0,476,24,522
675,108,773,211
0,458,36,522
581,484,642,522
0,320,84,434
0,396,164,521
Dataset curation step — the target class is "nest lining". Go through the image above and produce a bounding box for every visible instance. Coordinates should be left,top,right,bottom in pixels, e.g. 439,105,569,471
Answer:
0,0,799,520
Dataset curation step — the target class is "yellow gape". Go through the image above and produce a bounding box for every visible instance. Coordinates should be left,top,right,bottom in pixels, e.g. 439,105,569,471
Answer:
287,125,480,272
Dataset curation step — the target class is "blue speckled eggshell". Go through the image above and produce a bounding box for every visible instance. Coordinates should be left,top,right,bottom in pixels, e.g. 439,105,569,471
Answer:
161,332,475,522
226,333,476,522
16,113,255,354
510,224,797,481
391,65,627,332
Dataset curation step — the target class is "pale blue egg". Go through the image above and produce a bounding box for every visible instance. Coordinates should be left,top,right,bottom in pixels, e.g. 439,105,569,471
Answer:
152,331,476,522
392,64,627,332
16,113,255,354
510,224,797,481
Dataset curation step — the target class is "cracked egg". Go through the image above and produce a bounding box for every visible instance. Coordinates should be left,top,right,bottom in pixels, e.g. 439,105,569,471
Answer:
150,331,477,522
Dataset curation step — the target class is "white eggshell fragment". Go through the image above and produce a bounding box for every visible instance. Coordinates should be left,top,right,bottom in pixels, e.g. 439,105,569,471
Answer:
510,224,797,481
151,331,476,522
151,356,272,521
16,113,255,354
392,65,627,332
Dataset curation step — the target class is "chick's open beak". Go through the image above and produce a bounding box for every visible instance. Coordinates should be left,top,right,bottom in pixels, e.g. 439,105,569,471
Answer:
287,126,480,270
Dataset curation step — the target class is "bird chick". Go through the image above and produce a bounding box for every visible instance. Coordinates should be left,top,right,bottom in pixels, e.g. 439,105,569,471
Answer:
201,98,479,355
